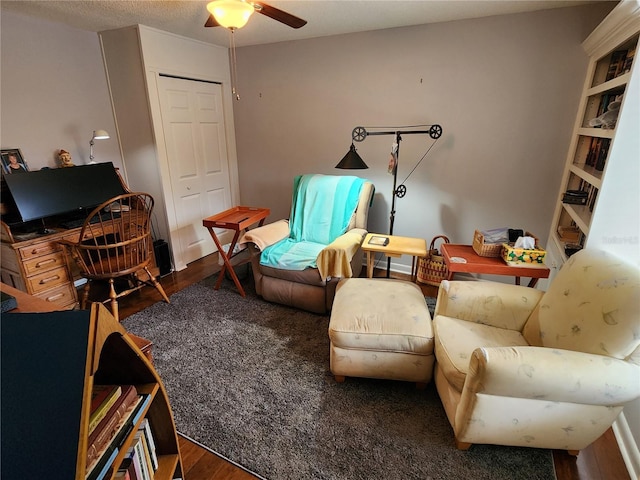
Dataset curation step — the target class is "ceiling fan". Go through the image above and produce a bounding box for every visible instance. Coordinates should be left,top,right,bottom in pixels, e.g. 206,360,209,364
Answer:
205,0,307,30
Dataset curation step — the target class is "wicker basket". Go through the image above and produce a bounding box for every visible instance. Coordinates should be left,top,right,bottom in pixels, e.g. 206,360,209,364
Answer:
417,235,450,286
472,230,502,257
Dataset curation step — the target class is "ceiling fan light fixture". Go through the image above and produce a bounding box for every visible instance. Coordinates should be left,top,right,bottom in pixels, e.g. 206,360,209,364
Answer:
207,0,254,29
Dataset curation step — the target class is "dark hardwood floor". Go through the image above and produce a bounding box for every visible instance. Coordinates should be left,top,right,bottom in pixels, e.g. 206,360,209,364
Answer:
115,254,630,480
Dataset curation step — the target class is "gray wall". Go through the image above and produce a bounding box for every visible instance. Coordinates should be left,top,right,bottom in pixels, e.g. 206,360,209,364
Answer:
232,4,613,273
1,11,123,173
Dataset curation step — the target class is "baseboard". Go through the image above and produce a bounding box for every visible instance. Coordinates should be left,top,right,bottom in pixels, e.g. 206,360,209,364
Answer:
612,412,640,480
364,258,478,281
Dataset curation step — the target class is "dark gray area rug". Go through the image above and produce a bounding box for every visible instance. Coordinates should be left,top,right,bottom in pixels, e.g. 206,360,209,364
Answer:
123,277,556,480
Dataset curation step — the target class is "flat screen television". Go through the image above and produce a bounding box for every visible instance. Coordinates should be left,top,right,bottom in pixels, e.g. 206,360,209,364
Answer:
2,163,126,225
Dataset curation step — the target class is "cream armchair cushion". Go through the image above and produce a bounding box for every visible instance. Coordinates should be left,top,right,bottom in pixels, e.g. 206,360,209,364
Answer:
240,219,289,252
433,249,640,452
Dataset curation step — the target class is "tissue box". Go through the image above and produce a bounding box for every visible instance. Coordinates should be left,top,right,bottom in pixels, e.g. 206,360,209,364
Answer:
501,232,546,265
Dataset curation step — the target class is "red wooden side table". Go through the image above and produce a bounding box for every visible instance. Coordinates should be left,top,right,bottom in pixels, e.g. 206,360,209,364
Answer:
441,244,550,288
203,206,270,297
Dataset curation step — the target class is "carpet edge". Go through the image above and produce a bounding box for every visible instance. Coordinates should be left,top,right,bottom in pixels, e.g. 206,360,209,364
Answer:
178,431,267,480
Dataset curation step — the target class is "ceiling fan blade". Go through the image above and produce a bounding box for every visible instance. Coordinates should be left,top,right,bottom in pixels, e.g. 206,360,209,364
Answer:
204,14,220,27
254,1,307,29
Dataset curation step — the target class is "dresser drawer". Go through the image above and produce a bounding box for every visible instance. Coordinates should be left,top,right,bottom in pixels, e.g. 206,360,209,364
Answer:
18,240,62,261
26,266,69,295
23,251,67,277
34,283,77,308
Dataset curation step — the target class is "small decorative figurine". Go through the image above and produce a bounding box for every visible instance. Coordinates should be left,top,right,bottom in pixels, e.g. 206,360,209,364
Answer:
58,149,74,167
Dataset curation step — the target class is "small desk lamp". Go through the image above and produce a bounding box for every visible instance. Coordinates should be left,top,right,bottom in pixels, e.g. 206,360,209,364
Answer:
89,129,110,164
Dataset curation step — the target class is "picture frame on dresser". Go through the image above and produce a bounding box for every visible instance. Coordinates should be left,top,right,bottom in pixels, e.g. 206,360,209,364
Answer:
1,148,29,174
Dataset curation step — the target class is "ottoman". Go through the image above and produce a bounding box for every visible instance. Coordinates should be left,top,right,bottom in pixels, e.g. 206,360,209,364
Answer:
329,278,434,387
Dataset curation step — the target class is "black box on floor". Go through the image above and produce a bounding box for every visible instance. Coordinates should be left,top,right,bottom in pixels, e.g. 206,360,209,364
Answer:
153,239,172,277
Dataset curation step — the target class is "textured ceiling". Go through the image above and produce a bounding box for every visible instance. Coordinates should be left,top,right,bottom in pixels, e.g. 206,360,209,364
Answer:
2,0,599,47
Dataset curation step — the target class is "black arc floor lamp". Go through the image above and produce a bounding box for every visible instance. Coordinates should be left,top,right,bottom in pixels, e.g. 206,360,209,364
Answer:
336,123,443,276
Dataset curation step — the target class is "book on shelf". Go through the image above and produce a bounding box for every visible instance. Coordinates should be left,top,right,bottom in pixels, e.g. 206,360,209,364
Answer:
605,49,628,81
131,393,152,427
87,443,120,480
585,137,599,167
90,384,120,412
584,137,610,171
139,418,158,471
368,235,389,246
577,180,599,212
623,46,635,74
588,187,599,212
120,455,143,480
114,470,131,480
87,385,139,467
595,93,613,117
136,430,156,477
114,469,131,480
115,458,134,480
594,138,610,171
127,434,153,480
90,385,122,433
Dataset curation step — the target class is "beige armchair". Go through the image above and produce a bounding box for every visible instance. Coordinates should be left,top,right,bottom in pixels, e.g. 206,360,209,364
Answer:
432,248,640,453
240,174,374,314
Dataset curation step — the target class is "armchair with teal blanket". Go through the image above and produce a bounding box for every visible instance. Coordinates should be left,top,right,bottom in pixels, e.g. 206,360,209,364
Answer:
240,174,374,314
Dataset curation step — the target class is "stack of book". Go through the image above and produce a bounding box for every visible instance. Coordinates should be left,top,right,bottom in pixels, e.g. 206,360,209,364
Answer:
86,384,153,480
605,48,635,81
116,419,159,480
585,137,610,171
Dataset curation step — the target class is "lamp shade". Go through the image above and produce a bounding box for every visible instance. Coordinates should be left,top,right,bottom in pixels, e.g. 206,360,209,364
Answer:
92,129,110,140
336,144,368,169
207,0,254,29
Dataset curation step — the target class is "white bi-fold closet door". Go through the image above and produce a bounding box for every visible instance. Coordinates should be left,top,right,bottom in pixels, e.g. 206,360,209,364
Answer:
157,75,232,266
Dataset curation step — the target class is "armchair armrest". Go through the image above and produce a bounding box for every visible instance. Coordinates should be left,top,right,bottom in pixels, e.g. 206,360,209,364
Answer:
464,346,640,406
239,219,289,251
434,280,544,331
316,228,367,279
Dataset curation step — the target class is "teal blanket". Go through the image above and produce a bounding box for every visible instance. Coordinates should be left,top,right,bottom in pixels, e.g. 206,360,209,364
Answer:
260,174,367,271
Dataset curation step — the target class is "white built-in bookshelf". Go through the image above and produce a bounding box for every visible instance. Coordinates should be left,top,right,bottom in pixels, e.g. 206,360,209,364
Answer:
547,3,640,276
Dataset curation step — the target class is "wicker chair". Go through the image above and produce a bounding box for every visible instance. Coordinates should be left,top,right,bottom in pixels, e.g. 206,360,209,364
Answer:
59,192,169,321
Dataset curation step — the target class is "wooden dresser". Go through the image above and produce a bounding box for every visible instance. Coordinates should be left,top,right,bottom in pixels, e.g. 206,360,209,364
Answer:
1,219,159,311
1,224,80,309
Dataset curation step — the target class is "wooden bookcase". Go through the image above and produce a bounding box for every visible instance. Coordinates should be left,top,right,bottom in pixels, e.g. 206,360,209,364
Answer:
1,302,183,479
547,3,640,273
